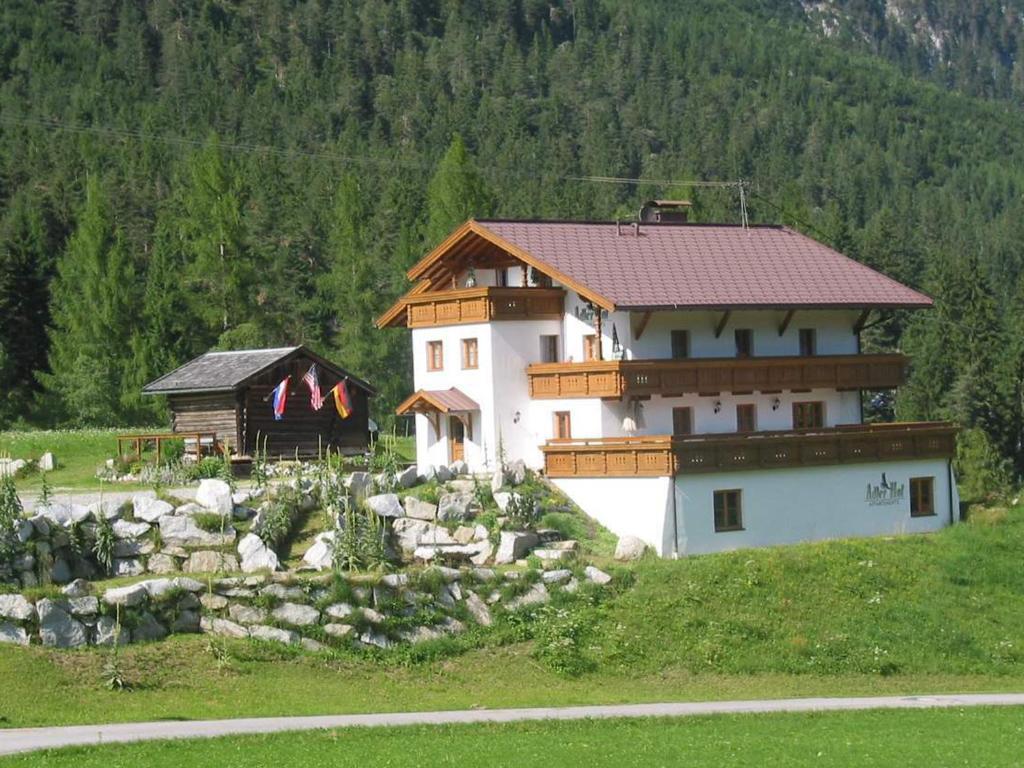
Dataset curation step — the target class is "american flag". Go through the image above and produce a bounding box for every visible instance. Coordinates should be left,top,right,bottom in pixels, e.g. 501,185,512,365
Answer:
302,364,325,411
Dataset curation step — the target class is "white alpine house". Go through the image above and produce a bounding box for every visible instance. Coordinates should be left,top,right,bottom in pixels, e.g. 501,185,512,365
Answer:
378,204,959,556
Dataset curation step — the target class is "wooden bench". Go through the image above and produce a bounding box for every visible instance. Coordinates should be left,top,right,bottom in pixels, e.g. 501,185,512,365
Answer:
116,432,219,464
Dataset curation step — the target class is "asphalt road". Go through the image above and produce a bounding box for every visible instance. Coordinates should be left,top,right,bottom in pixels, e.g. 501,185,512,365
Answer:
3,693,1024,756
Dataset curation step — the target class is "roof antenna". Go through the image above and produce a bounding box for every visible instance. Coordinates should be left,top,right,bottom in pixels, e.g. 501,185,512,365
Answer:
738,180,749,230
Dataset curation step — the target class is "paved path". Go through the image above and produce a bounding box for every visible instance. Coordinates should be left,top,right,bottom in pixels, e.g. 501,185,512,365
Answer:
3,693,1024,756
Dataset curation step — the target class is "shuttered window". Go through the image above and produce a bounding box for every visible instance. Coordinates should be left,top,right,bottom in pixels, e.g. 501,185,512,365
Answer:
714,490,743,532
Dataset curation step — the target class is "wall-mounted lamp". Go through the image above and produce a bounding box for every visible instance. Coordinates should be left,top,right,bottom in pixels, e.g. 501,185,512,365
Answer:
713,400,722,414
772,397,781,411
512,410,521,424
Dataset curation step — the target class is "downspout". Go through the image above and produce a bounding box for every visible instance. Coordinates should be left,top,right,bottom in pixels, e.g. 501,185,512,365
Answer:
670,476,680,559
947,457,956,525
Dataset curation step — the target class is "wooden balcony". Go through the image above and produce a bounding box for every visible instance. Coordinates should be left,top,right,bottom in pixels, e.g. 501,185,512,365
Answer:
527,353,909,400
404,286,564,328
542,422,957,478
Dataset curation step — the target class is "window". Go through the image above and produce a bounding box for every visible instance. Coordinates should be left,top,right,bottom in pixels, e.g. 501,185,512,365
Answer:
799,328,816,356
714,490,743,532
583,334,599,361
736,404,756,433
553,411,572,440
461,338,478,370
735,329,753,357
670,330,690,359
910,477,935,517
495,269,509,288
672,407,693,436
792,401,824,429
540,335,560,363
426,340,443,372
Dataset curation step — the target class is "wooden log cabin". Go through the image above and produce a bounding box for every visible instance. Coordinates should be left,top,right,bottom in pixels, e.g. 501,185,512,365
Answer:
142,346,376,459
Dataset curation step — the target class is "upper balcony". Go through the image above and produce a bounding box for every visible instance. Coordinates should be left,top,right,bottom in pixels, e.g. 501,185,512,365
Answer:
527,353,909,400
404,286,565,329
542,421,957,478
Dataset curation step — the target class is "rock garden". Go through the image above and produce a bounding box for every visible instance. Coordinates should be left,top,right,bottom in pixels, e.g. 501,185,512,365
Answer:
0,455,630,652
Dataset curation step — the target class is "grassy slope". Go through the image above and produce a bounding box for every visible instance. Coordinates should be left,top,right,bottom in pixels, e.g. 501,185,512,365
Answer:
1,503,1023,728
3,708,1023,767
0,429,157,492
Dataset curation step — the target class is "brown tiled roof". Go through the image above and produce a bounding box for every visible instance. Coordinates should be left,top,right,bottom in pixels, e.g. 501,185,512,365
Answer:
474,220,932,310
396,388,480,415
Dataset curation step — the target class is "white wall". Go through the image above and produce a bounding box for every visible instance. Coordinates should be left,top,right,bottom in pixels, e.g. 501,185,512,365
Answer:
552,476,676,555
674,457,955,555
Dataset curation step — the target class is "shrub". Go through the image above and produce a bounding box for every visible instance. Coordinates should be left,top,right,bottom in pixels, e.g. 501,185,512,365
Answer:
506,491,540,529
192,512,228,533
955,427,1014,504
92,515,116,575
531,604,597,677
333,502,387,572
0,474,23,563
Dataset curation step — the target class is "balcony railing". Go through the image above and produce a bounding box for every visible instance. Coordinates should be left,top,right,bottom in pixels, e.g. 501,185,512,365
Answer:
527,353,909,400
542,422,956,478
405,286,565,328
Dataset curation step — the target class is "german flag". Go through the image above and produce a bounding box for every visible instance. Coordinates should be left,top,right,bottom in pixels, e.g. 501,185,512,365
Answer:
331,380,353,419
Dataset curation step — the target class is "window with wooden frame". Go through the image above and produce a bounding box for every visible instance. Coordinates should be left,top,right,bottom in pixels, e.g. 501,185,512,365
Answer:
672,406,693,436
426,340,444,372
461,338,478,370
495,268,509,287
910,477,935,517
670,330,690,359
713,490,743,532
736,403,756,433
583,334,599,361
540,335,560,363
553,411,572,440
734,329,753,357
792,401,824,429
798,328,816,356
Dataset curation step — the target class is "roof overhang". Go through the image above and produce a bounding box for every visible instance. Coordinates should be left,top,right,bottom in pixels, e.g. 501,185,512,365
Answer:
376,220,616,328
396,388,480,416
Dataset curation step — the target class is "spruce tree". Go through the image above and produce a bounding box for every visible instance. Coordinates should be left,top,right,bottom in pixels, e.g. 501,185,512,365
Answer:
425,135,493,247
41,177,140,425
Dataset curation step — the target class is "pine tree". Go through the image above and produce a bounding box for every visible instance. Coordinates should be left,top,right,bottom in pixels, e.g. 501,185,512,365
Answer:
41,177,140,425
425,135,493,247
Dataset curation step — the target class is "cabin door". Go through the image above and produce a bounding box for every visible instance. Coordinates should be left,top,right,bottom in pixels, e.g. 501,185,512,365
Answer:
448,416,465,463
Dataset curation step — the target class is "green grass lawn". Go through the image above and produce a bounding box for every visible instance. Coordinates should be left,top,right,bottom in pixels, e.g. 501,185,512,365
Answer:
3,708,1023,767
0,428,158,492
2,502,1024,729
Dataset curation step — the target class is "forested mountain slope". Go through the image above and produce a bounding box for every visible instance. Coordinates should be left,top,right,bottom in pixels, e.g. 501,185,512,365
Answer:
0,0,1022,485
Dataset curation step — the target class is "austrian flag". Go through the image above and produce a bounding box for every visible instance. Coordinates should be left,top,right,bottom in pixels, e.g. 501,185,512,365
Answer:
272,377,290,421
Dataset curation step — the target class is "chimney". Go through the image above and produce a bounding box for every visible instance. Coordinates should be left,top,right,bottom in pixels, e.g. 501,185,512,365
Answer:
638,199,692,224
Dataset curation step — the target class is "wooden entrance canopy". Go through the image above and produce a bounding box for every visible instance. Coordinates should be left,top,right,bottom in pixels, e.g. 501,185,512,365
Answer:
396,388,479,436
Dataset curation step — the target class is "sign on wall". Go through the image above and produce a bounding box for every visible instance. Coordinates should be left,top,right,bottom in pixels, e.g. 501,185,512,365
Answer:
865,473,905,506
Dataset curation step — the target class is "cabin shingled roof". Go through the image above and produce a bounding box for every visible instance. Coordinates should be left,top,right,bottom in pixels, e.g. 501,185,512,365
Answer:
142,346,375,396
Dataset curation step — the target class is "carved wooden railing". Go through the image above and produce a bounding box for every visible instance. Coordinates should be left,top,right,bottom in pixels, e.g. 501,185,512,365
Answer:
542,422,957,477
405,287,565,328
527,353,909,400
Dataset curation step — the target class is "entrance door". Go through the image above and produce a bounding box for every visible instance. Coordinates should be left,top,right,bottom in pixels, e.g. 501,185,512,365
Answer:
448,416,465,463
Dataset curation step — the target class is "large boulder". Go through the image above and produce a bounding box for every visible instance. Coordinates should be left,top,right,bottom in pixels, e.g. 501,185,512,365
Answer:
132,612,168,642
465,591,493,626
147,553,179,574
433,465,453,482
344,472,374,500
200,616,250,639
37,599,88,648
94,616,130,646
614,535,648,561
114,520,151,536
301,531,335,570
437,492,479,523
584,565,612,585
396,465,420,489
38,452,56,471
61,579,91,599
365,493,404,518
403,496,438,521
228,603,268,625
196,479,233,516
0,594,35,622
160,515,235,548
448,460,468,476
103,583,149,607
506,459,527,485
250,625,300,645
494,531,539,564
133,497,174,524
0,622,29,646
271,602,320,627
237,533,280,573
111,558,145,577
505,582,550,611
183,550,239,573
392,518,456,554
15,519,34,544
